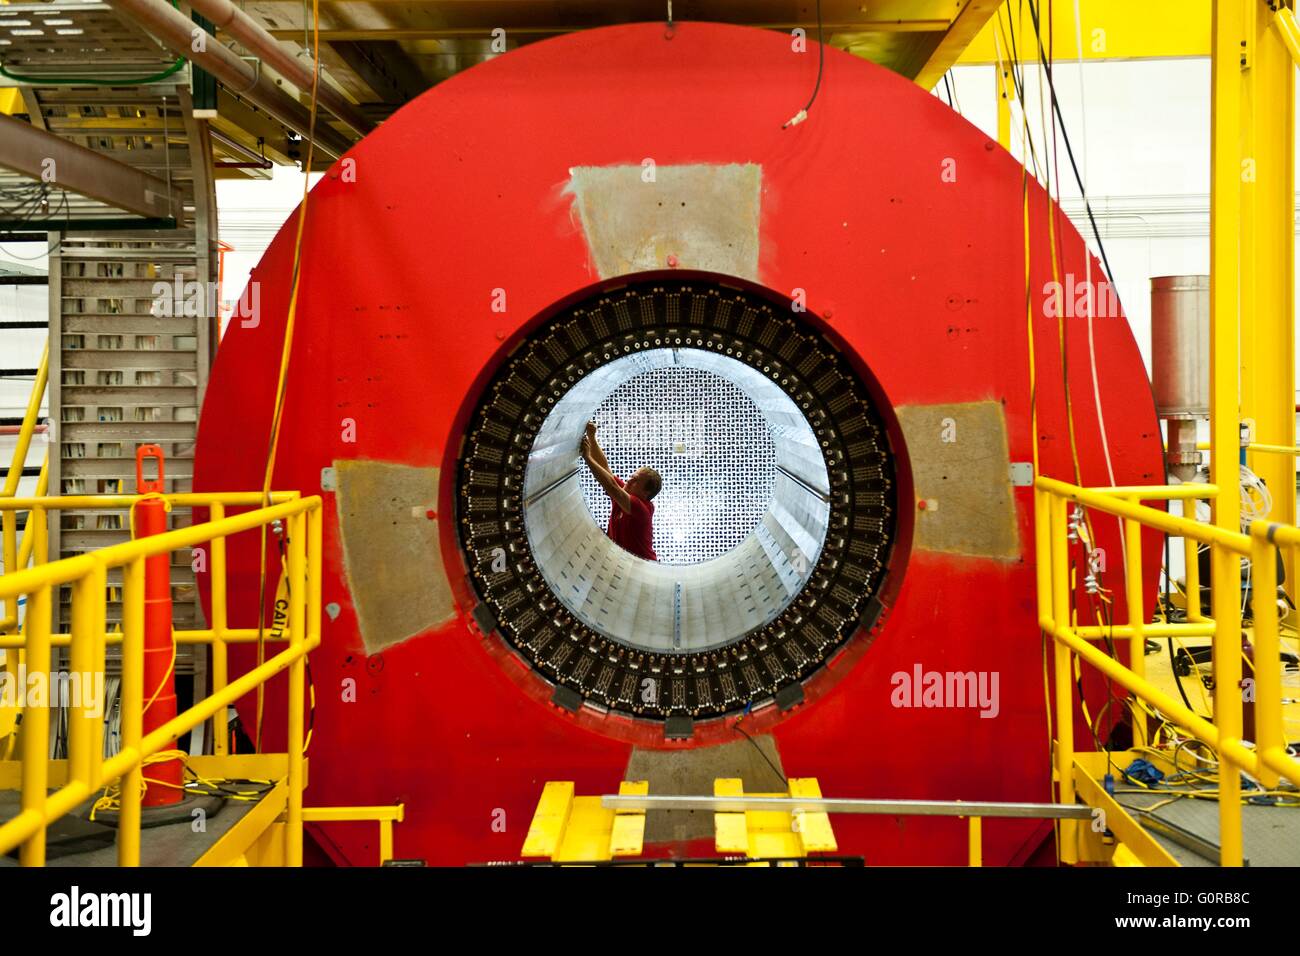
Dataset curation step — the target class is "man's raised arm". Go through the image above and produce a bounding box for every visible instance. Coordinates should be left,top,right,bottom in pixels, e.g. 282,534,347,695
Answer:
584,421,612,473
581,433,632,513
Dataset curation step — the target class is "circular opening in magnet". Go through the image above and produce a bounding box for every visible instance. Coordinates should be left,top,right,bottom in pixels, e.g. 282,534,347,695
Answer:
458,277,897,719
524,347,831,652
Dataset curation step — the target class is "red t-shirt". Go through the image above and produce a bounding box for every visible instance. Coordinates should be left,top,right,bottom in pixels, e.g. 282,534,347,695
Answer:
607,476,656,561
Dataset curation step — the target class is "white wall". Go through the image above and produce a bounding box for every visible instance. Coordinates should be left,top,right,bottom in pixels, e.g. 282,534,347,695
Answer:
215,167,321,339
947,57,1297,395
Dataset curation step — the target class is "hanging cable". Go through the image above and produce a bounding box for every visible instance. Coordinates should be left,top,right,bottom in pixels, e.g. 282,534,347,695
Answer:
253,0,321,751
1025,0,1116,286
783,0,824,128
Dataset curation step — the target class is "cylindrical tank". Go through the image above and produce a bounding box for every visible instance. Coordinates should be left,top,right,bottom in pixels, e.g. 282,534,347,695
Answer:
1150,275,1210,417
1151,275,1209,480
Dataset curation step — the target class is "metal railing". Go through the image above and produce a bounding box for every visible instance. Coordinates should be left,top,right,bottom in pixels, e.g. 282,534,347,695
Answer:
1035,476,1300,866
0,340,49,633
0,490,323,865
601,793,1093,866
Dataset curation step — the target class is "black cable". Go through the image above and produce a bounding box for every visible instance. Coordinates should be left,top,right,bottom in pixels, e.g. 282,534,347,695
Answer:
734,711,787,788
1002,4,1043,177
783,0,824,128
1024,0,1117,286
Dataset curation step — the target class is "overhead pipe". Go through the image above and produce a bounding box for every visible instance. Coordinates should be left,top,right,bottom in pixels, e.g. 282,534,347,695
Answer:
102,0,353,160
186,0,373,139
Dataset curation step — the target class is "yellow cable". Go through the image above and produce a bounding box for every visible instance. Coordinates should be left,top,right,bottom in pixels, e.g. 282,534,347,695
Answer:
142,638,176,716
255,0,321,751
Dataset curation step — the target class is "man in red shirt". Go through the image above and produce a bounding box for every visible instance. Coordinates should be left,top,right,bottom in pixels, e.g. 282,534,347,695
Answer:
579,421,660,561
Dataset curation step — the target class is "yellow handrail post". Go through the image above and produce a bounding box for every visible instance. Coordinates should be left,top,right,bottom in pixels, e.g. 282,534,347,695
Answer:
1035,487,1051,627
69,571,94,789
285,511,307,866
119,556,145,866
209,503,229,756
18,581,51,866
2,342,48,500
308,504,322,652
69,566,111,792
1122,515,1148,747
1249,524,1284,789
1184,534,1202,621
1,512,15,631
1210,0,1245,868
1050,495,1078,863
967,816,982,867
88,563,106,791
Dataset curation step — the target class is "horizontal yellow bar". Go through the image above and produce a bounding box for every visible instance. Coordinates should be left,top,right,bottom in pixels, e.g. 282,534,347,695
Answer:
1053,623,1300,785
1195,441,1299,457
1086,484,1219,500
1257,520,1300,548
0,497,320,601
0,752,288,789
960,0,1210,64
1037,477,1249,555
0,627,293,649
137,636,316,759
1074,622,1216,639
301,805,405,823
0,492,301,511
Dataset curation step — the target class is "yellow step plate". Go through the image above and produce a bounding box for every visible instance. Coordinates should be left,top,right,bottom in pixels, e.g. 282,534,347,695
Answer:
713,776,838,860
522,780,649,862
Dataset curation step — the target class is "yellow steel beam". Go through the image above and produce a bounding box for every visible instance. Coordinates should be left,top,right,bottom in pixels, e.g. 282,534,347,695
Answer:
1249,526,1285,789
1049,496,1077,864
961,0,1211,63
285,511,306,866
914,0,1006,89
1240,0,1296,601
996,54,1014,150
1209,0,1245,868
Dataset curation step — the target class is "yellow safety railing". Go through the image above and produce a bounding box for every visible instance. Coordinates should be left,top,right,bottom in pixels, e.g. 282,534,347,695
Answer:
0,341,49,634
302,805,406,864
1035,477,1300,867
0,491,323,866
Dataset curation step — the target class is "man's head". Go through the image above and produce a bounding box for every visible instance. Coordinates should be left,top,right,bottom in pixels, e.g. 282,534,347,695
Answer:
626,467,662,501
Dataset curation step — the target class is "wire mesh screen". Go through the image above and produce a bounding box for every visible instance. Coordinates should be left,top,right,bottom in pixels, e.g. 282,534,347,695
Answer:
580,364,776,565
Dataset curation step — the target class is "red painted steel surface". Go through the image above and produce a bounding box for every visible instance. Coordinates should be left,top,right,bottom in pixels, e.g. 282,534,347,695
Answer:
194,22,1163,865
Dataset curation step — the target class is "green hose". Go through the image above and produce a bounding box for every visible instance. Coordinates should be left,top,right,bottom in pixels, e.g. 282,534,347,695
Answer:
0,56,186,87
0,0,186,87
